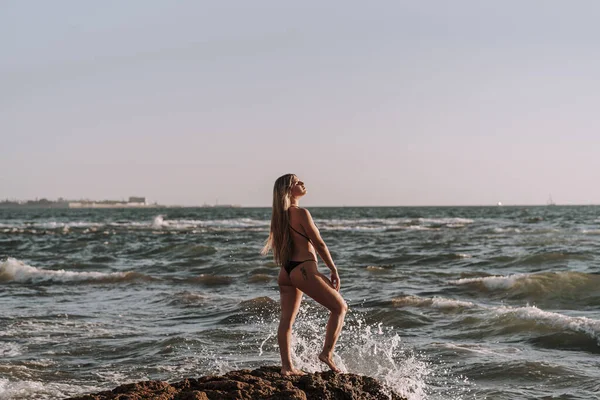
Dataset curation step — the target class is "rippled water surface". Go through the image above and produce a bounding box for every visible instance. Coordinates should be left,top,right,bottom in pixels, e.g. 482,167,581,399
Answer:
1,206,599,399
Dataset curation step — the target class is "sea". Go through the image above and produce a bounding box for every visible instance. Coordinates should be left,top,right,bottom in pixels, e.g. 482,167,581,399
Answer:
1,206,599,400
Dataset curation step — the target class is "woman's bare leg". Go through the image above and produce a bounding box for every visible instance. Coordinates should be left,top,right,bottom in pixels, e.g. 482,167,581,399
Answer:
277,268,304,375
290,262,348,372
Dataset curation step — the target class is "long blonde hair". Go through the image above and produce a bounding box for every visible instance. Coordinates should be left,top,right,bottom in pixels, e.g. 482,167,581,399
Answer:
261,173,296,266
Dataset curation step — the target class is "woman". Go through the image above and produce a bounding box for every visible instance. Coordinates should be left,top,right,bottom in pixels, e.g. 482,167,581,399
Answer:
262,174,348,376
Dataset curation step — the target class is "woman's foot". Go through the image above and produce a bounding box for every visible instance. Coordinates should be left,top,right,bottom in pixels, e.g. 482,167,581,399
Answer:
318,352,341,373
280,367,305,376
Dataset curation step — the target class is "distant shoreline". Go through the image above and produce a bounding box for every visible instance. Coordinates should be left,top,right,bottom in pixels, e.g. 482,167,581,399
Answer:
0,200,242,209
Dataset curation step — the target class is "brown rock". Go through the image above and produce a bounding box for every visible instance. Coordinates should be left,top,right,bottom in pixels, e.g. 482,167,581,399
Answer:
66,366,406,400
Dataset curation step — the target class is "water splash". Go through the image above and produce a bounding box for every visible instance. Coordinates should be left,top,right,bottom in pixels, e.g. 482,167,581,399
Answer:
248,303,472,400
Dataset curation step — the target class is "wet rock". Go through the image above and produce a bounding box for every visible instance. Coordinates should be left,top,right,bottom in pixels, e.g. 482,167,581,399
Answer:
67,366,406,400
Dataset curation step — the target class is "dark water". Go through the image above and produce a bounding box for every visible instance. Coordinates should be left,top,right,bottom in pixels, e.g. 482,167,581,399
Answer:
1,206,599,399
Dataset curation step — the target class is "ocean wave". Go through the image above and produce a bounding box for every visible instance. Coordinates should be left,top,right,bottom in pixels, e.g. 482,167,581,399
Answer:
168,291,209,306
494,306,600,345
493,227,522,234
184,274,233,286
317,217,473,231
0,258,150,284
0,221,104,229
0,217,270,232
431,342,515,356
140,243,217,258
455,359,574,381
239,296,278,310
520,252,591,264
581,229,600,235
454,253,472,259
247,274,274,283
450,274,524,290
449,271,600,298
405,225,437,231
366,265,389,273
151,215,167,228
440,303,600,353
391,295,600,348
1,317,142,344
392,295,476,310
151,216,269,230
0,215,477,234
318,225,388,232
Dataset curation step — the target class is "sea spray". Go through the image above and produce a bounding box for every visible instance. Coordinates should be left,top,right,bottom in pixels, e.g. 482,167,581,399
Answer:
0,378,102,400
247,301,472,400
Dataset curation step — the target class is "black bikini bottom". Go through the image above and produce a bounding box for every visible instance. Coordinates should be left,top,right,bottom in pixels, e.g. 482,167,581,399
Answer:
284,259,316,275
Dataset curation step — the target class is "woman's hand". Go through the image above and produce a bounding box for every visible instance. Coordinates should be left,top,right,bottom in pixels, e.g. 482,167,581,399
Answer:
330,268,340,291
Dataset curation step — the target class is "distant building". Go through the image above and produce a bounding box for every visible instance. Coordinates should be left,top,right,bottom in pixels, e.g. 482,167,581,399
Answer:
0,198,69,208
69,196,155,208
0,196,160,209
128,196,147,204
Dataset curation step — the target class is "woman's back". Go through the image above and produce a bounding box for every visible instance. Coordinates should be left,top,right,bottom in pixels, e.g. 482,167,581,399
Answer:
288,207,316,261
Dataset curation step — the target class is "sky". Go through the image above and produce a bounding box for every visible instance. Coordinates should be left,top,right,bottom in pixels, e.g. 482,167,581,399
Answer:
2,1,599,206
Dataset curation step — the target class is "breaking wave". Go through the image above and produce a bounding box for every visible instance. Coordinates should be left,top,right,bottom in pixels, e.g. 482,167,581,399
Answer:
0,258,149,284
392,295,476,310
493,306,600,347
449,271,600,302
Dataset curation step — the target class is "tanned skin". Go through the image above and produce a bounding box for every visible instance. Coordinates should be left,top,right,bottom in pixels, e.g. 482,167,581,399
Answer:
277,177,347,376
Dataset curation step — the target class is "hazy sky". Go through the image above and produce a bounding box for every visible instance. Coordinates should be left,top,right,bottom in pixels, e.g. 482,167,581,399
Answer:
2,1,599,206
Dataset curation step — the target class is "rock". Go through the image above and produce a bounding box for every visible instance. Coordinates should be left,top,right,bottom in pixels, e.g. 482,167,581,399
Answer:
67,366,406,400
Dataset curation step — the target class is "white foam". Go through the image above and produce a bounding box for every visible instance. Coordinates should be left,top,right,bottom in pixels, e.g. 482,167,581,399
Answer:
321,218,411,228
149,216,269,230
406,225,436,231
0,217,270,231
392,295,476,310
454,253,472,259
0,378,101,400
582,229,600,235
22,359,56,368
433,342,497,356
450,271,599,292
493,227,522,233
315,217,474,231
450,274,525,290
366,265,386,271
494,305,600,343
0,258,140,283
151,215,167,228
0,342,21,358
199,218,269,228
319,225,387,232
0,221,104,230
251,303,476,399
417,217,474,225
289,311,430,400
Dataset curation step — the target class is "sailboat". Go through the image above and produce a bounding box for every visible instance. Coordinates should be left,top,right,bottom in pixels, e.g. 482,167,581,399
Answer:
547,194,556,206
